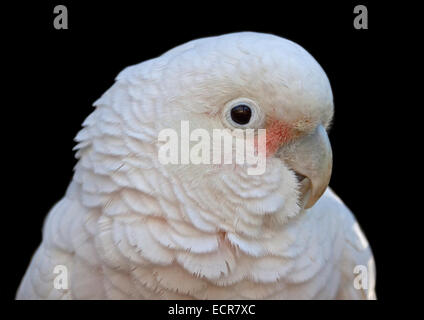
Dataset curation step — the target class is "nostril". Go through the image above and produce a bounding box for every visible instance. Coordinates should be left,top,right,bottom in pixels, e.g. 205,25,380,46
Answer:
294,171,306,183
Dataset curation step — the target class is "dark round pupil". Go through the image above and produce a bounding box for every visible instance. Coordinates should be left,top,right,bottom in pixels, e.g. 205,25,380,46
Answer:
230,105,252,125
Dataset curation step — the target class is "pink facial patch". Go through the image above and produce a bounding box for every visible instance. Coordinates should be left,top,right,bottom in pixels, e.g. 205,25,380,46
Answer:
264,120,293,156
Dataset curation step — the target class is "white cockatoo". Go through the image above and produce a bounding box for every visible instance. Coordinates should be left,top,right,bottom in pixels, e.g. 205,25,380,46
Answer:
17,32,375,300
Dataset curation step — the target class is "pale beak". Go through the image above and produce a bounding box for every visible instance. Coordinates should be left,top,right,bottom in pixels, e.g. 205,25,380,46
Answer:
281,125,332,209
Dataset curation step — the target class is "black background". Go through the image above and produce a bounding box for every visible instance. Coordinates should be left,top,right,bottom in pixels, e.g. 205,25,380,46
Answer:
3,1,402,305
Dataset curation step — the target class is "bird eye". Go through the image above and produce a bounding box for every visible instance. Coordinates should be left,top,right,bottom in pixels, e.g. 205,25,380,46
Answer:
230,105,252,125
223,98,263,129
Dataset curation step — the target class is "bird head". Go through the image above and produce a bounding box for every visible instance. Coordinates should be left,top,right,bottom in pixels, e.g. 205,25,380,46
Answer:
78,32,333,239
